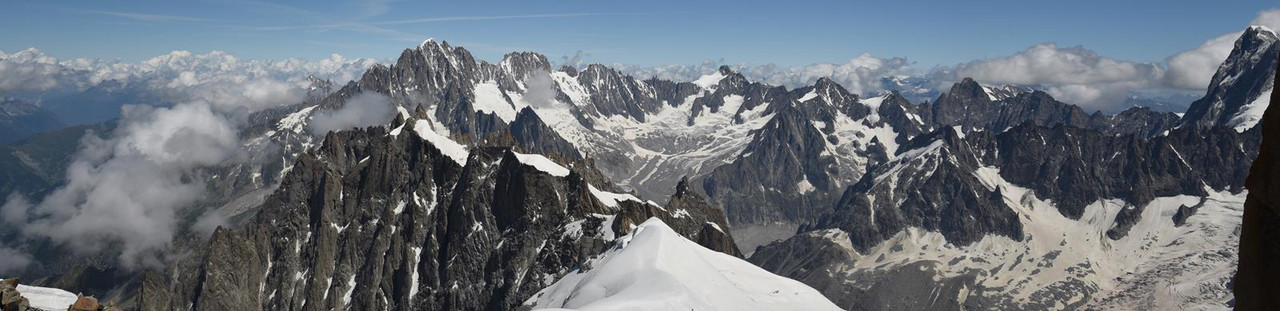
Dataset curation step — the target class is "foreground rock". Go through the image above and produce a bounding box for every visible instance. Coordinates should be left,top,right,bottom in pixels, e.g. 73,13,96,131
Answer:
1234,33,1280,310
1,278,29,311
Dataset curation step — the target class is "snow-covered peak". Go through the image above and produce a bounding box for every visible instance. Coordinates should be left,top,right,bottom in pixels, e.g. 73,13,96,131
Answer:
529,218,842,311
1180,25,1278,131
1247,25,1276,37
797,77,859,109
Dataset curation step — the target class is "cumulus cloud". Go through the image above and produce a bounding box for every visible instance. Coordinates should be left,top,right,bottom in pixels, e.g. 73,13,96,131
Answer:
949,44,1163,86
1,101,246,269
522,70,559,108
169,77,307,113
309,92,395,134
1256,8,1280,28
0,49,326,269
0,48,77,93
1164,9,1280,90
939,43,1164,111
1164,33,1240,90
0,46,385,270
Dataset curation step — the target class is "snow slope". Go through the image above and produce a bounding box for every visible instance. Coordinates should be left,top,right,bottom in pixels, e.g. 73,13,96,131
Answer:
529,218,841,311
15,284,79,311
512,152,571,177
1229,89,1272,132
412,120,470,165
804,165,1245,309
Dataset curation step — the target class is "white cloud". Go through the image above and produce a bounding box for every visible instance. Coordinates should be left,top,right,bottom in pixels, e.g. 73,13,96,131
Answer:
0,48,75,93
1,101,247,269
1164,33,1240,90
522,70,559,109
1256,8,1280,29
0,47,387,269
950,44,1162,86
0,48,353,268
0,48,380,98
309,92,396,134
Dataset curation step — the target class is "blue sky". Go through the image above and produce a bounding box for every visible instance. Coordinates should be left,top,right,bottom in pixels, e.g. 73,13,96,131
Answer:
2,1,1275,67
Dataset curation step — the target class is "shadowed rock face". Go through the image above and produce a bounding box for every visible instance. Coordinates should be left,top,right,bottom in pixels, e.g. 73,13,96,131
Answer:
703,74,1187,233
137,112,741,311
1234,49,1280,310
1182,26,1279,131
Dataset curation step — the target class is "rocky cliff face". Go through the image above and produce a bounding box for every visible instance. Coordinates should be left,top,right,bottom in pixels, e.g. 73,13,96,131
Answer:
1181,26,1278,131
138,110,740,310
1234,40,1280,310
806,128,1025,251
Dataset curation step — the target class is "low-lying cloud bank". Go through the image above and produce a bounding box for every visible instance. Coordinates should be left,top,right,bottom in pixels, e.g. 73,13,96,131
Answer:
0,49,380,96
0,50,382,272
309,92,395,134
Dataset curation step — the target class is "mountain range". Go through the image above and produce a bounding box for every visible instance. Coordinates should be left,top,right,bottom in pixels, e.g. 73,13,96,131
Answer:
0,25,1275,311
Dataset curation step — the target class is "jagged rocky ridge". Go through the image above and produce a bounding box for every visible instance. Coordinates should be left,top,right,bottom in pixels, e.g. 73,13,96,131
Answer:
335,39,1185,231
1181,26,1278,131
748,27,1276,310
137,109,741,310
700,72,1181,251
